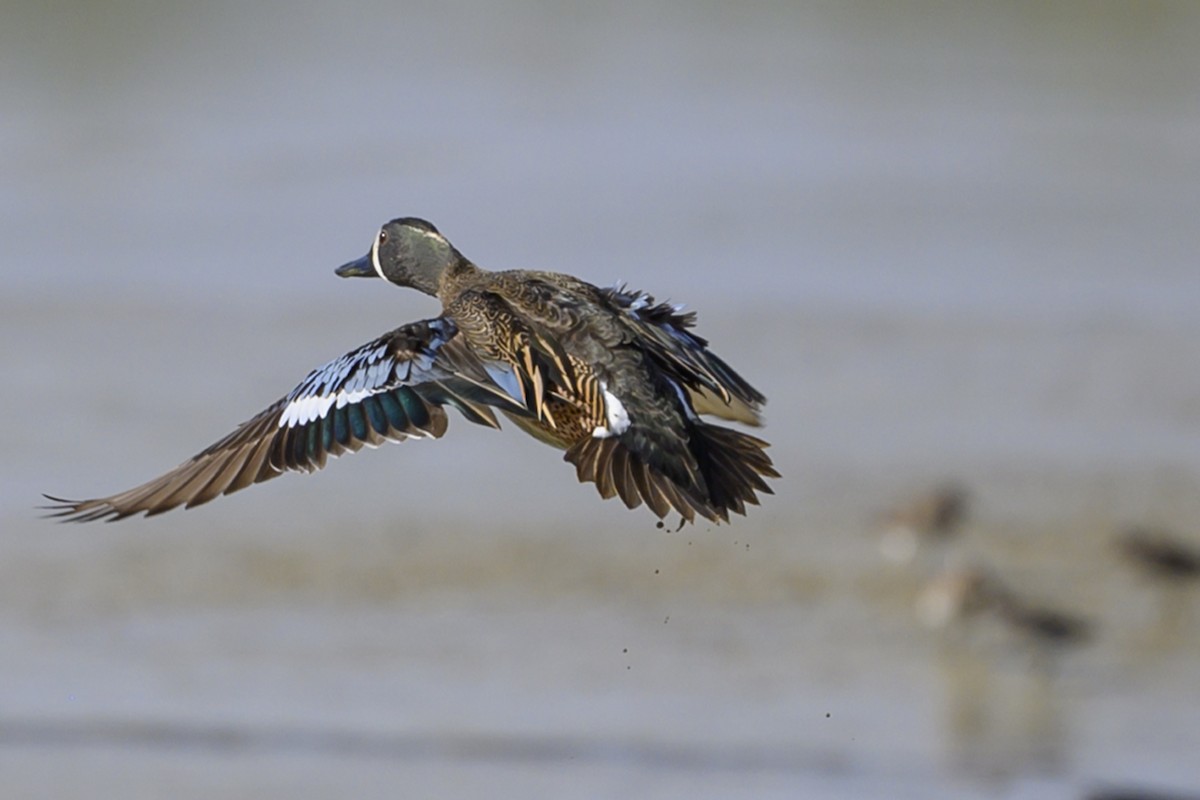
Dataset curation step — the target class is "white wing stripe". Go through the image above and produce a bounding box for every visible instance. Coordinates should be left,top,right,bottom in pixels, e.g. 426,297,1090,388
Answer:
277,342,399,429
279,395,338,427
275,320,458,431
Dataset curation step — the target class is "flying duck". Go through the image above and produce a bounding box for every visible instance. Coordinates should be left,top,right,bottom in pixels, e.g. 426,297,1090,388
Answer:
47,217,777,524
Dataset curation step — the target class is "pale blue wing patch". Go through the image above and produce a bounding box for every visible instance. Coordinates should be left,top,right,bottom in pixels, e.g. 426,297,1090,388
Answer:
482,360,524,405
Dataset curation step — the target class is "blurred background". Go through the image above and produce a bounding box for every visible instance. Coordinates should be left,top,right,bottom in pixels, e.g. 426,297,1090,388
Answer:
3,1,1199,797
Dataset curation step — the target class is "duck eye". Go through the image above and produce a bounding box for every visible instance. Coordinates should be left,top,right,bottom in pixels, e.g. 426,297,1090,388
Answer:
378,230,388,244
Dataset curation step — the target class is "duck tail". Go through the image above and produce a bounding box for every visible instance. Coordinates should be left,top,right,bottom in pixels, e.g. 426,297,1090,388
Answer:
564,422,778,525
686,422,779,523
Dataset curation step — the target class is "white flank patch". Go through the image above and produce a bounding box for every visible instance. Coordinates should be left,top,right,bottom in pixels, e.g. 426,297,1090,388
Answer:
592,382,631,438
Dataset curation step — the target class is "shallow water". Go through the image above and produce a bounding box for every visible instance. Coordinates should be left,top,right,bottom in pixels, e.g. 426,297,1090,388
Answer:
3,1,1200,797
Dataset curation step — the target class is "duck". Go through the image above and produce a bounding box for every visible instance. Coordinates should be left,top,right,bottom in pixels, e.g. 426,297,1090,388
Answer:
46,217,777,525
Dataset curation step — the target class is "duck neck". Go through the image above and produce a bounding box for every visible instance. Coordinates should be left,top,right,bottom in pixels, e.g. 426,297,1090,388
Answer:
437,257,483,301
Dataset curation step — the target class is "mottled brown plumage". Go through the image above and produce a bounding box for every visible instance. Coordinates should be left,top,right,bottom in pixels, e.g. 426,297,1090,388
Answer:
47,217,777,524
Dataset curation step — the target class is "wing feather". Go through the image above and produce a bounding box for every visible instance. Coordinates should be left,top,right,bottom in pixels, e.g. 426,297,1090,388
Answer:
45,317,529,522
602,285,766,426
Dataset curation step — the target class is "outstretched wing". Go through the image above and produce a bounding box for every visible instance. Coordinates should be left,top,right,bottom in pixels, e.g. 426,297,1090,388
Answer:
46,317,527,522
602,285,766,426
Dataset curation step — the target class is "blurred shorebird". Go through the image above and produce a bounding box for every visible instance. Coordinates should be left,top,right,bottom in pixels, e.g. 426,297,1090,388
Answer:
1115,527,1200,584
46,217,776,525
879,482,969,564
919,563,1087,777
1114,526,1199,639
917,565,1091,650
915,564,1001,629
994,597,1092,648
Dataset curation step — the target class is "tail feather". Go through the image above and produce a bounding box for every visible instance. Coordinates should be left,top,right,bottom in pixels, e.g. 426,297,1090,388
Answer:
692,424,778,518
609,446,643,511
564,422,776,525
629,456,672,518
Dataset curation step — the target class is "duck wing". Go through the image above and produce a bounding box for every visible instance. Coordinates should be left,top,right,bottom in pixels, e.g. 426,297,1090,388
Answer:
601,285,766,426
45,317,526,522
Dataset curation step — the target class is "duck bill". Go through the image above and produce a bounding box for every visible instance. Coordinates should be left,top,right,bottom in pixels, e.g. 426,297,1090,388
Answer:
335,253,376,278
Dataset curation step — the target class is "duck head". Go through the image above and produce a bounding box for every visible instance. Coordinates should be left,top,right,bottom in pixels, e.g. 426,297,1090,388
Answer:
336,217,464,296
